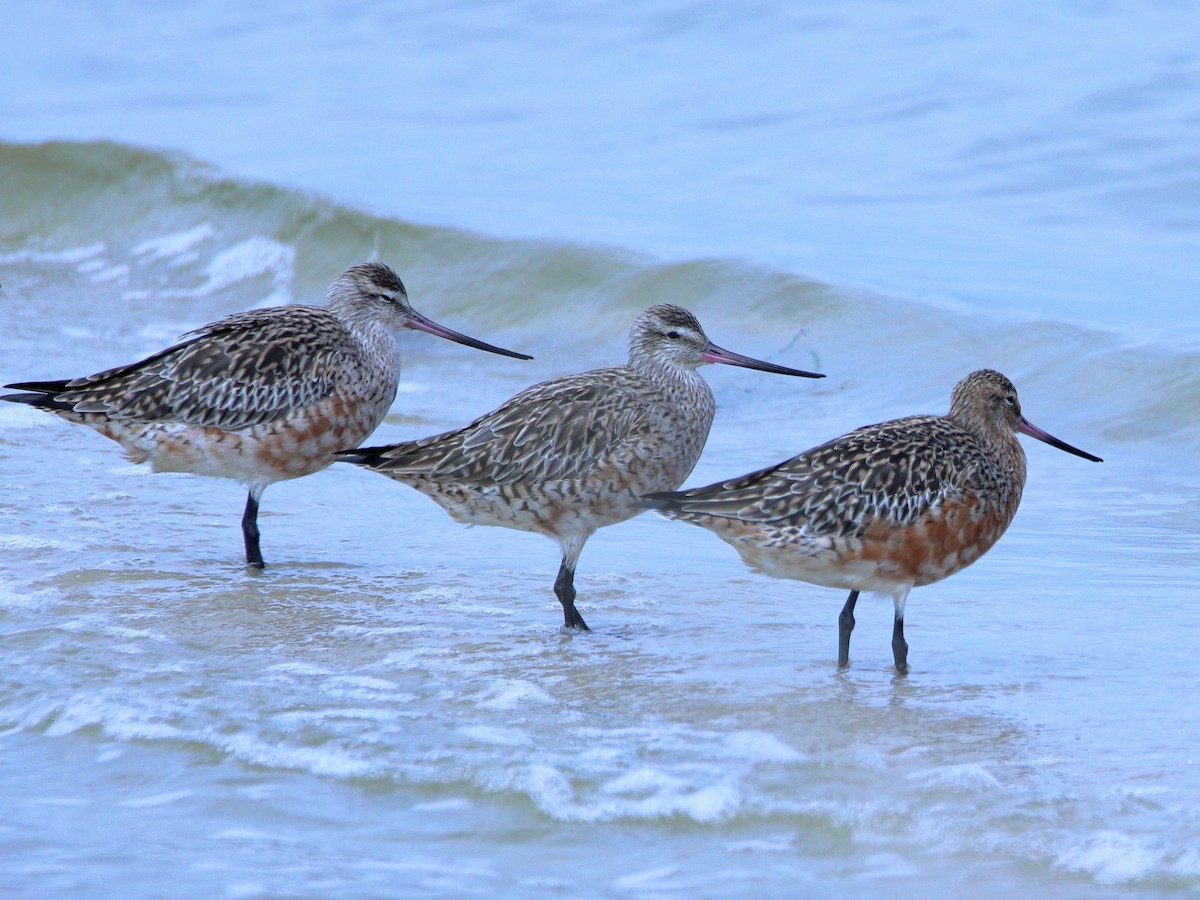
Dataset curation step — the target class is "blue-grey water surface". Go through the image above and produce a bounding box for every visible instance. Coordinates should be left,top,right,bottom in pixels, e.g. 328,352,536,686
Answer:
1,2,1198,897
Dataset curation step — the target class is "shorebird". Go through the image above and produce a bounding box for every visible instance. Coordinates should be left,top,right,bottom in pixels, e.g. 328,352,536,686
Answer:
337,303,824,630
2,262,531,568
643,369,1102,673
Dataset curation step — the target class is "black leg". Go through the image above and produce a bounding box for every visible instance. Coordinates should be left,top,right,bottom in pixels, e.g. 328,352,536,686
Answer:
553,560,590,631
892,612,908,675
242,490,265,569
837,590,859,668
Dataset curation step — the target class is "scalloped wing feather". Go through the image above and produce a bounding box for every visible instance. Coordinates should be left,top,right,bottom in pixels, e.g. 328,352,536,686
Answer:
368,367,653,485
666,415,996,537
50,307,358,430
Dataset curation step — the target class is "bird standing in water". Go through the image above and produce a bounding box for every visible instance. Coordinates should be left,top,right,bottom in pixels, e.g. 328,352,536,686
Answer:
2,262,531,567
643,369,1102,673
338,303,824,630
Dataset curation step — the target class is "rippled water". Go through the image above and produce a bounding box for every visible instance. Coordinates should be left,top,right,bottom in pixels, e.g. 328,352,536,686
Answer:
8,0,1200,337
2,2,1199,897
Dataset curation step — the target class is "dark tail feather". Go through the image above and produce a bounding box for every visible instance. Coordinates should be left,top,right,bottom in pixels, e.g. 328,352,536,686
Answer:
333,445,393,468
1,383,75,412
637,489,688,512
5,378,74,393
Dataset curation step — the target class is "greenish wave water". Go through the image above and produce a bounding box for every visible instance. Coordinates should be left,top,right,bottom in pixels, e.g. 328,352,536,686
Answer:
2,138,1198,898
3,140,1195,461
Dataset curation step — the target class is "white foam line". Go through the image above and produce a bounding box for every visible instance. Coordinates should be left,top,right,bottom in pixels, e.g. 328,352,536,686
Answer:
1056,831,1166,885
122,237,295,303
132,224,216,261
0,244,107,265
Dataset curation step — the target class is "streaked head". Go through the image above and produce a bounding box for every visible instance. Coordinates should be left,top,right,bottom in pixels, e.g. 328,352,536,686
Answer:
628,304,824,379
949,369,1101,462
327,262,532,360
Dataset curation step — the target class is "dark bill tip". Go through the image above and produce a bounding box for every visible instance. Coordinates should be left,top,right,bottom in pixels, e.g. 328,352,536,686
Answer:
700,342,824,378
1019,417,1103,462
406,311,533,360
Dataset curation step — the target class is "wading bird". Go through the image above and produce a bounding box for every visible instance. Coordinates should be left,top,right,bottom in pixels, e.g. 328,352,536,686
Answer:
3,262,531,567
338,303,823,629
643,369,1101,673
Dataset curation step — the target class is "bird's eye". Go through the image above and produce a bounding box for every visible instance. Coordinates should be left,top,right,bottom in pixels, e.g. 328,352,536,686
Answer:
376,293,393,303
666,331,681,339
1004,394,1016,406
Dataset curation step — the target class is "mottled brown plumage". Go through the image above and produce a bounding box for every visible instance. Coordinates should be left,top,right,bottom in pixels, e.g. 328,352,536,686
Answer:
340,303,823,630
29,306,369,431
644,369,1102,672
3,262,531,567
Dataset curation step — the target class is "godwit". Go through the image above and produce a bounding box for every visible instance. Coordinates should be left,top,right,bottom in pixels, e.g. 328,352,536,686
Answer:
337,304,823,630
643,369,1102,673
2,262,531,568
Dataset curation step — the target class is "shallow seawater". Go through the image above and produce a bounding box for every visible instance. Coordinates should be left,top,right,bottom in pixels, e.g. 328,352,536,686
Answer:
3,2,1200,896
2,164,1198,897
